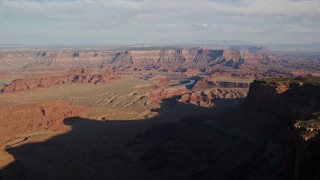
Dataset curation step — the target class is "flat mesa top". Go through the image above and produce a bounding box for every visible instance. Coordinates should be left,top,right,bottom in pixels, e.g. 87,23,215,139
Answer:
256,76,320,86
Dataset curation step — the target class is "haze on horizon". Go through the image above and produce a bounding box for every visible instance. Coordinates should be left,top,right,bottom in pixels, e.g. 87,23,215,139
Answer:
0,0,320,45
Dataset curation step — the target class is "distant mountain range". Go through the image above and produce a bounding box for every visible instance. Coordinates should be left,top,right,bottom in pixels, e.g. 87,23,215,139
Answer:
1,41,320,52
184,39,320,52
185,39,255,46
265,43,320,52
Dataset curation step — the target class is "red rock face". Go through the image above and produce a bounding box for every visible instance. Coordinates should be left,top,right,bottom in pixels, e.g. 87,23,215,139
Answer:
0,68,120,93
178,88,248,107
0,100,88,133
148,86,248,108
155,77,170,88
193,79,211,89
148,87,190,105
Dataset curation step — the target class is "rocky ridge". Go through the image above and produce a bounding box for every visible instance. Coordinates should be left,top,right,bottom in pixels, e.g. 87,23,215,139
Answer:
0,48,271,70
0,68,120,93
148,86,248,108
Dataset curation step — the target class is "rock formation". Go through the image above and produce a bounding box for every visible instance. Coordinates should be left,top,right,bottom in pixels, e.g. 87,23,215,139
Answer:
246,76,320,180
193,78,250,90
246,77,320,118
0,68,120,93
0,48,270,70
130,76,320,180
148,86,248,108
1,76,319,180
0,100,88,133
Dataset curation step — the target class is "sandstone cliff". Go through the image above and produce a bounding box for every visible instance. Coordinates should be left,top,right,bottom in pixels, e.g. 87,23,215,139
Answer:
246,77,320,119
0,48,269,70
246,76,320,180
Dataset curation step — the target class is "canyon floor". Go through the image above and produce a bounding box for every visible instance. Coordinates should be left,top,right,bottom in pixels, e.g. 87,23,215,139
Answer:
0,46,319,179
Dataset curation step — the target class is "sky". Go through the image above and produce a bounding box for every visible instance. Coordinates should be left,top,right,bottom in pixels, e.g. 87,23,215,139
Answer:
0,0,320,45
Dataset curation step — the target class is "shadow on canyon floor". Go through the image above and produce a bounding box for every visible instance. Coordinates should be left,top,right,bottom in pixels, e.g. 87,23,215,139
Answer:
0,97,284,180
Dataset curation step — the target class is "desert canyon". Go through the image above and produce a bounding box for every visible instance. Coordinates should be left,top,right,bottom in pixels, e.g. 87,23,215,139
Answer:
0,45,319,179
